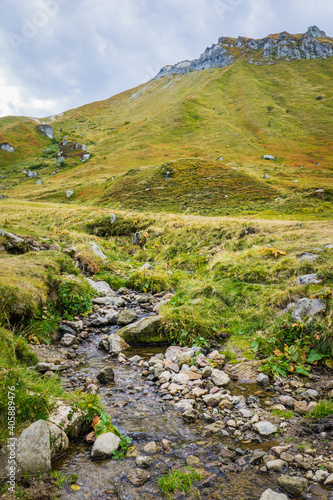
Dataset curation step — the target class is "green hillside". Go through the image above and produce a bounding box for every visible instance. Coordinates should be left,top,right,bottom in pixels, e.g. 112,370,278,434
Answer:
0,57,332,217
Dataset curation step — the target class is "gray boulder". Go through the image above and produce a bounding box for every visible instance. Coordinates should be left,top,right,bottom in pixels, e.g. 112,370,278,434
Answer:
135,455,153,468
253,421,277,436
49,404,84,440
260,489,289,500
86,279,115,297
299,252,318,263
295,274,321,285
0,142,15,153
117,308,138,326
292,298,326,321
108,333,130,354
211,369,230,387
118,316,167,345
60,334,76,346
38,124,53,140
66,190,74,198
277,476,308,497
91,432,120,459
127,468,151,486
257,373,269,386
263,155,276,160
90,242,108,261
17,420,51,474
27,172,37,178
97,367,115,384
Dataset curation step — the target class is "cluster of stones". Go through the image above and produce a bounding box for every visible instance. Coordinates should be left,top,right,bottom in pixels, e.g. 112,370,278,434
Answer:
132,346,333,495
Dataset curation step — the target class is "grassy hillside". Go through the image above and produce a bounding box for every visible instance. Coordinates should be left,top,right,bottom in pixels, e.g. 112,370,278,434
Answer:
0,57,332,217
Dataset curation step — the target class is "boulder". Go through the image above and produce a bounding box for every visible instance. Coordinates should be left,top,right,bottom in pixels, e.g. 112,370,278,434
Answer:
210,369,230,387
164,346,194,361
277,476,308,497
263,155,276,160
97,367,115,384
86,279,115,297
174,399,195,411
117,309,138,326
135,455,153,468
299,252,318,263
225,360,261,383
182,409,200,423
266,459,287,472
295,274,321,286
38,124,53,140
257,373,269,386
16,420,51,474
49,404,84,440
0,142,15,153
60,334,76,346
292,298,326,321
118,316,167,345
172,373,190,385
66,190,74,198
91,432,120,459
108,333,130,354
90,242,108,261
260,489,289,500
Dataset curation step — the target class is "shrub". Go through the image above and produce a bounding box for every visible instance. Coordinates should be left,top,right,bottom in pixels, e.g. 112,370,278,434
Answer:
306,400,333,420
56,277,93,320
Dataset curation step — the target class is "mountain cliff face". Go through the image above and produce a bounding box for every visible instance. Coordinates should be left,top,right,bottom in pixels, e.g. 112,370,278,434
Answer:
155,26,333,78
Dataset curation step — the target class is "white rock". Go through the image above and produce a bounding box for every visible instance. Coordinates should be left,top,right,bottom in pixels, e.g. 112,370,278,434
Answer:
260,489,288,500
90,242,109,261
91,432,121,459
253,421,277,436
172,373,190,385
211,369,230,387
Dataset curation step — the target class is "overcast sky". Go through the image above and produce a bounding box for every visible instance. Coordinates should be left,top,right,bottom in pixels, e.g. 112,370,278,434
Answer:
0,0,332,118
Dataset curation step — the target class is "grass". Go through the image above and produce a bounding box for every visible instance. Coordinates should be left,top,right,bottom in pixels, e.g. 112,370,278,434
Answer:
271,409,294,419
158,467,203,499
306,400,333,420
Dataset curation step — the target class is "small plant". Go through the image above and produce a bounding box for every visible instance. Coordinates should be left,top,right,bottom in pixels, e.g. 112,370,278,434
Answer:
260,247,286,258
158,467,202,500
272,409,294,419
192,336,210,348
219,348,237,361
306,400,333,420
50,470,67,488
69,474,78,485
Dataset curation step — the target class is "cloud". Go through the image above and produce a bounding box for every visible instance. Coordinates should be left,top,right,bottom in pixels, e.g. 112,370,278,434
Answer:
0,0,332,117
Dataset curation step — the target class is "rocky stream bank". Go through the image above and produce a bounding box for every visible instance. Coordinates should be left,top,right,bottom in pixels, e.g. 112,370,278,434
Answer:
1,280,333,500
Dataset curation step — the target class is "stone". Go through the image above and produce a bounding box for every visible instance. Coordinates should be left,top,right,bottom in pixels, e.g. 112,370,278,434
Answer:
60,334,76,346
164,346,194,361
127,468,151,486
135,455,153,468
182,409,200,423
49,404,84,440
177,353,192,367
97,367,115,384
191,387,208,398
48,422,69,461
266,459,287,472
0,142,15,152
277,476,308,497
280,452,294,463
277,395,296,408
162,439,172,452
172,373,190,385
295,274,321,286
225,360,261,383
260,489,288,500
159,371,171,384
294,401,308,414
174,399,195,411
315,470,329,483
66,189,74,198
292,298,326,321
253,421,277,436
186,455,203,467
168,383,184,395
183,371,202,381
90,242,108,261
118,316,167,345
87,279,115,297
117,309,138,326
257,373,269,386
38,124,53,139
219,400,233,411
202,392,222,407
211,369,230,387
91,432,120,459
195,353,210,368
35,362,60,373
108,333,130,355
299,252,318,263
324,474,333,486
263,155,276,160
143,441,158,453
202,366,212,378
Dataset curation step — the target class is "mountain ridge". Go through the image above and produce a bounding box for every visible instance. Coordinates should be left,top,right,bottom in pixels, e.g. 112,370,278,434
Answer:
155,26,333,78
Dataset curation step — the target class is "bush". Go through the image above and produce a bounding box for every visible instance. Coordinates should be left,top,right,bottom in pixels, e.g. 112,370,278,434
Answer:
306,400,333,420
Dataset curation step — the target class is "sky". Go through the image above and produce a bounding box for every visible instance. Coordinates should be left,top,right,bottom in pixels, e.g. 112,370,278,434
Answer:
0,0,332,118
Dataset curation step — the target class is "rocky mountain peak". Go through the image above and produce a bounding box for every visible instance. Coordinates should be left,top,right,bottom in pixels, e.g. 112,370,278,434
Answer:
155,27,332,79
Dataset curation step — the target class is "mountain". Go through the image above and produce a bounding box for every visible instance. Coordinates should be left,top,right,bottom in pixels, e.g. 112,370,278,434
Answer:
155,25,333,78
0,27,332,217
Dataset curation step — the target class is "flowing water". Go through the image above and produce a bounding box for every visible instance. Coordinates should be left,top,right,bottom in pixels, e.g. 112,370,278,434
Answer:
53,329,331,500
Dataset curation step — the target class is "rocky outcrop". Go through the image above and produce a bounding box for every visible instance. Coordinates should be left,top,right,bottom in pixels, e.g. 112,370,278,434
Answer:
0,142,15,153
38,124,53,140
155,26,333,78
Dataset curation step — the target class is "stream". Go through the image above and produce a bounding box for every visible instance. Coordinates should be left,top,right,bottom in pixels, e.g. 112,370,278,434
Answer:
52,326,331,500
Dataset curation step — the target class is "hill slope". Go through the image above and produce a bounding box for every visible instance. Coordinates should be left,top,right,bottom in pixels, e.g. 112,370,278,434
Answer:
0,28,332,217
